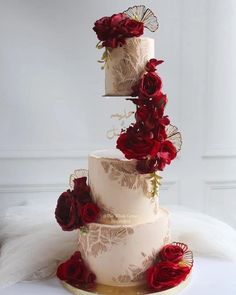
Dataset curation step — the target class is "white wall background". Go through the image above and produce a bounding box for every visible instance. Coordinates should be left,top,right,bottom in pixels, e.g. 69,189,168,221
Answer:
0,0,236,227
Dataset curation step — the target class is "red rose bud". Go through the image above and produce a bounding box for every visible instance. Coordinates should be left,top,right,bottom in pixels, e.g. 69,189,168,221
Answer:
73,177,90,193
72,177,93,204
159,116,170,126
146,261,190,291
159,244,185,263
146,59,164,72
55,191,81,231
80,202,100,224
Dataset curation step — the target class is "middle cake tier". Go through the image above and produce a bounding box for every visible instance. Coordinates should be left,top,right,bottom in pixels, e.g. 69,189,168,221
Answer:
89,150,160,225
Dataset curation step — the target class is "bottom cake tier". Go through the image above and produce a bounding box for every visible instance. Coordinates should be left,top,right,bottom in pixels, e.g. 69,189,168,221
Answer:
78,208,170,287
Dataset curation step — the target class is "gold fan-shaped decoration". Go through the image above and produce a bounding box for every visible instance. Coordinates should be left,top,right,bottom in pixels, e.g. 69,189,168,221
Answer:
69,169,88,190
123,5,159,32
172,242,194,269
166,124,182,152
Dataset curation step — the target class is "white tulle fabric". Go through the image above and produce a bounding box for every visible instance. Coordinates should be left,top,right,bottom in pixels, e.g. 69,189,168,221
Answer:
0,201,236,289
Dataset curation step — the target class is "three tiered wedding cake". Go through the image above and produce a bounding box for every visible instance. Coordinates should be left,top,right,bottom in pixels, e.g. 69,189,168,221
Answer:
55,5,193,294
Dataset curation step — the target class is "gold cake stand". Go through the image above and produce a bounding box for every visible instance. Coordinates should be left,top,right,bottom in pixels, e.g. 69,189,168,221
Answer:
61,275,191,295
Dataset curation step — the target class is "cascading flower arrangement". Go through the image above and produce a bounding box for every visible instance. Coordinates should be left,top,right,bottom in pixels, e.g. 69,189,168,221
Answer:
116,58,182,195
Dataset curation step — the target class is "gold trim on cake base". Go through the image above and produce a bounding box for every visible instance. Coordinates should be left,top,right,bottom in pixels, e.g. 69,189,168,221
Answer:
61,274,191,295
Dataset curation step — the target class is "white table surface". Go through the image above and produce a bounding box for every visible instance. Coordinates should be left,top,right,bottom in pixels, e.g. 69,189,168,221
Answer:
1,257,236,295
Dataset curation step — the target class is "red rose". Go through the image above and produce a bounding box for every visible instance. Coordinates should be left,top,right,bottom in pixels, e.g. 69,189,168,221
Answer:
93,13,145,49
94,13,128,48
146,59,164,72
57,251,96,288
121,18,144,37
146,261,190,291
57,251,85,282
116,124,161,160
55,191,81,231
93,16,111,41
157,140,177,170
103,13,128,48
133,72,162,99
136,140,176,173
159,244,185,263
80,202,100,223
57,259,84,282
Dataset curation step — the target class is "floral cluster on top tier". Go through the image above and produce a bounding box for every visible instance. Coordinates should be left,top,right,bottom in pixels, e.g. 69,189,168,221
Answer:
55,177,100,231
116,59,182,174
93,13,144,49
146,242,193,291
93,5,159,66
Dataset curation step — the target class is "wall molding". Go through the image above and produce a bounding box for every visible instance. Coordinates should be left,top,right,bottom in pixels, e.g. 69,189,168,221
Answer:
0,148,92,159
0,180,178,194
160,180,181,205
204,179,236,190
202,147,236,158
204,179,236,227
0,183,67,193
160,180,178,191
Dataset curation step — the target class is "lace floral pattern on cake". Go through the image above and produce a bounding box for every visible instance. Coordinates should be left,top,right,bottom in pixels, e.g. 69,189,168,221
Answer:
101,159,155,198
78,224,134,258
109,38,150,94
112,249,159,284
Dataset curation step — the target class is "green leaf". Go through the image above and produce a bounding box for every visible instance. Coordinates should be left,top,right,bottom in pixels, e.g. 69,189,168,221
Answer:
80,226,89,234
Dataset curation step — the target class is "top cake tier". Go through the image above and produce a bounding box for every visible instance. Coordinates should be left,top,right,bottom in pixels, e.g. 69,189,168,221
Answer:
105,37,154,96
88,149,159,225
